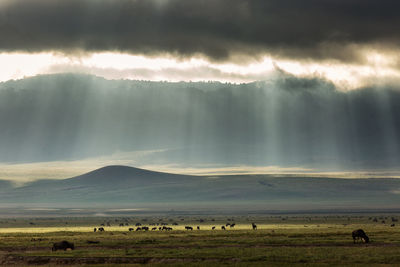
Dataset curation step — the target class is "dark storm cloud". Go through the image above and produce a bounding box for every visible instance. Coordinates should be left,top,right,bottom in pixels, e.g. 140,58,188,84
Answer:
1,0,400,61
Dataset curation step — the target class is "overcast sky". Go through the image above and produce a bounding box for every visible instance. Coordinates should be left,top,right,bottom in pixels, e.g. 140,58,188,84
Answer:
1,0,400,88
1,0,400,181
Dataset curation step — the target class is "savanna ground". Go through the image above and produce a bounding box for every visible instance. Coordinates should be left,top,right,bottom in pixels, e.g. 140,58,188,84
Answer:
0,214,400,266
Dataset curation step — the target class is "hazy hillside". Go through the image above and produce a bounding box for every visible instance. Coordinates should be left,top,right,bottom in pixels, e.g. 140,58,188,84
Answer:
0,180,12,192
0,73,399,170
2,166,400,211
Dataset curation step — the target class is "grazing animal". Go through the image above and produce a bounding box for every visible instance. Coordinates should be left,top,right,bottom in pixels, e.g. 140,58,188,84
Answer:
391,224,395,227
352,229,369,243
93,228,97,232
135,223,142,226
185,226,193,230
252,223,257,230
152,227,157,231
197,226,200,230
119,223,124,227
52,241,75,251
142,226,149,231
226,223,231,227
212,226,216,230
98,227,105,232
136,227,142,231
221,226,226,230
129,228,134,231
230,223,235,228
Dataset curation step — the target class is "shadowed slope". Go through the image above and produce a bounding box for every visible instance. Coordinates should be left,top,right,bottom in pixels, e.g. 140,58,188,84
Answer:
1,166,400,211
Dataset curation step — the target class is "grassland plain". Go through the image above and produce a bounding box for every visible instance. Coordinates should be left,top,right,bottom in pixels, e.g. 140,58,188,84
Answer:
0,215,400,266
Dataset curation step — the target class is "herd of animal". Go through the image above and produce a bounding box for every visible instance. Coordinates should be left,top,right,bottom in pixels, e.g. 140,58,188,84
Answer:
51,225,371,252
94,222,244,232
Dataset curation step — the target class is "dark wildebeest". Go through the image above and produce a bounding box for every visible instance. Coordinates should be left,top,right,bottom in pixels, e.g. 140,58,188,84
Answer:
135,223,142,226
136,227,142,231
226,223,231,227
129,228,134,231
212,226,216,230
391,224,395,227
142,226,149,231
185,226,193,230
52,241,74,251
197,226,200,230
152,227,157,231
230,223,236,228
221,226,226,230
98,227,105,232
119,223,124,227
252,223,257,230
93,228,97,232
352,229,369,243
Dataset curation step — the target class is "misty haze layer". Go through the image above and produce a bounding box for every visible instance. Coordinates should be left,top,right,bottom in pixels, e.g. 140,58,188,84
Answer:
0,73,399,170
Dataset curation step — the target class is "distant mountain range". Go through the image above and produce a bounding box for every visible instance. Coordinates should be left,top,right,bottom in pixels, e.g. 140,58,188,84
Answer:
1,165,400,212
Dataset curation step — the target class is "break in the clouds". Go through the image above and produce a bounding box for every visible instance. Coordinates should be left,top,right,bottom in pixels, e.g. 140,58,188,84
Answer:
1,0,400,62
1,0,400,87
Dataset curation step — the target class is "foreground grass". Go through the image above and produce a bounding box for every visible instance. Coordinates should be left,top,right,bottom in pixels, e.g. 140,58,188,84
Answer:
0,215,400,266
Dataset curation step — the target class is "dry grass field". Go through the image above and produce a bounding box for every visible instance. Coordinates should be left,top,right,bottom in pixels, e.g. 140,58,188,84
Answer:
0,214,400,266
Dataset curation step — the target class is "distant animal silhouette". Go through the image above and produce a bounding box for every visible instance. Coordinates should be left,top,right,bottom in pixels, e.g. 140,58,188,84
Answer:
391,224,395,227
142,226,149,231
136,227,142,231
185,226,193,230
252,223,257,230
93,228,97,232
152,227,157,231
52,241,74,251
230,223,235,228
352,229,369,243
197,226,200,230
129,228,134,231
212,226,216,230
221,226,226,230
98,227,105,232
226,223,231,227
